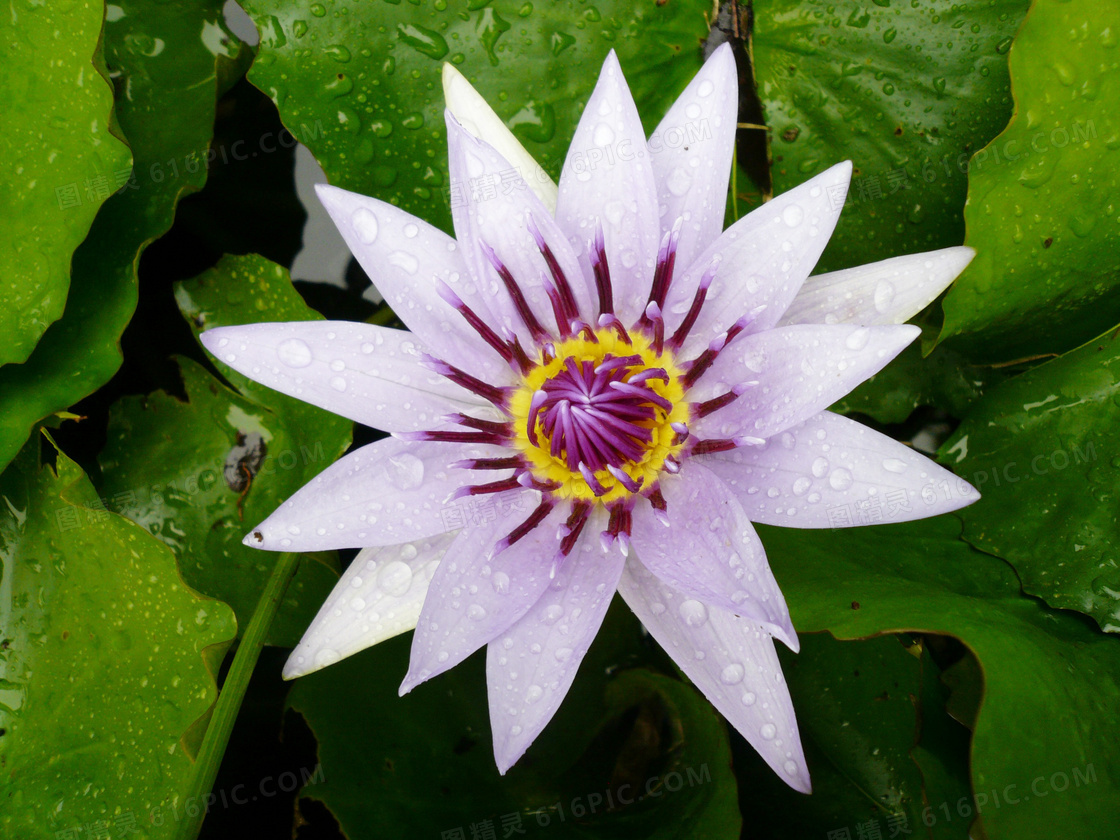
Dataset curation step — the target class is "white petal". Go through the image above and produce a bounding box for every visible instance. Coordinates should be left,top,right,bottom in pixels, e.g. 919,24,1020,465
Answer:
618,560,811,793
200,321,496,432
315,184,513,383
487,507,622,773
690,323,919,440
632,464,797,650
556,50,660,327
665,162,852,359
779,247,976,327
446,114,593,339
649,42,738,273
442,62,557,213
701,411,980,527
400,502,566,693
282,535,453,679
245,437,528,551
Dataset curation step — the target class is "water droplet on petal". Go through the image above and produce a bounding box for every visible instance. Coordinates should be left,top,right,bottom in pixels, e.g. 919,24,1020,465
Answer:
388,250,419,274
277,338,313,368
781,205,804,227
593,123,615,146
387,453,425,490
811,457,830,478
741,691,757,706
829,468,854,491
678,599,709,627
760,723,777,740
315,648,340,667
468,604,488,621
720,664,745,685
378,560,413,597
792,477,811,496
526,684,543,703
351,207,379,243
873,281,895,313
666,167,693,196
845,328,870,351
492,571,510,593
883,458,908,474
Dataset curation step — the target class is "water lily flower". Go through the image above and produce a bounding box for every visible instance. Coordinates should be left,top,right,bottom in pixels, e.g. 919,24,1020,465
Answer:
200,44,978,792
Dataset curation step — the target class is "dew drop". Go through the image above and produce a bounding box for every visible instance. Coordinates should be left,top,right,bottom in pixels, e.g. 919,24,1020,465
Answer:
811,457,830,478
526,684,544,703
468,604,488,621
781,205,804,227
351,207,379,243
741,691,757,706
387,453,425,490
492,571,510,593
555,647,573,661
792,477,811,496
760,723,777,740
882,458,908,474
678,599,709,627
829,468,854,491
330,376,347,392
543,603,563,623
873,281,895,313
720,664,745,685
388,250,419,274
277,338,313,368
845,327,870,351
378,560,413,597
593,123,615,146
666,167,693,196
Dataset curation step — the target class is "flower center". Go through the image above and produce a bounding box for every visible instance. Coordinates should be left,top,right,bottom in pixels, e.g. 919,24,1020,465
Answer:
510,329,688,504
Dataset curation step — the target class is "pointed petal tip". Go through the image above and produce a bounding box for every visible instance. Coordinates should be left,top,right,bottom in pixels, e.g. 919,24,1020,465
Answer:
790,769,813,794
197,327,223,353
280,656,306,681
441,60,460,88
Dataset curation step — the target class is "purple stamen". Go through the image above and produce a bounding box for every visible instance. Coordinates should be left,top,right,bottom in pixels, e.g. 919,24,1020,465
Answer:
644,218,682,322
448,476,522,502
527,213,580,324
558,501,592,556
644,301,666,355
494,499,554,554
607,465,643,493
578,462,608,497
597,313,631,345
646,487,670,527
449,456,522,471
590,224,614,316
668,257,720,351
436,280,513,364
479,240,549,341
694,381,756,418
422,354,511,406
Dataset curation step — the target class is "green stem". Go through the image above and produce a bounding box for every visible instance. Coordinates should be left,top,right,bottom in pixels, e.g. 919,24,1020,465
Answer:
175,552,301,840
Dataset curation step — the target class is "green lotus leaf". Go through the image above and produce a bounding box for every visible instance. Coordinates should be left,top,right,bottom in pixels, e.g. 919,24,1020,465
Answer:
0,432,236,840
